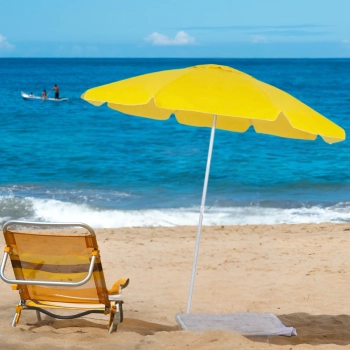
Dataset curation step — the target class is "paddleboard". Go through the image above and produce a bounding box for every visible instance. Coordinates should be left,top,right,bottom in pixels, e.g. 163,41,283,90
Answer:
21,91,68,102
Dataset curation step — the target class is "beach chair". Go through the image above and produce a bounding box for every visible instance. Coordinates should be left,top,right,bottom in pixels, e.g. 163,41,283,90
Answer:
0,221,129,333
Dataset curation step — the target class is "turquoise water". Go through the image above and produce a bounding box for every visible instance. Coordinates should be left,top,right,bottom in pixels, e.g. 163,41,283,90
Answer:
0,58,349,227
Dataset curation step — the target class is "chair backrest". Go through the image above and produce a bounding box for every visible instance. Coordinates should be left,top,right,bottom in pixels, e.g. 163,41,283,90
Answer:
3,222,110,306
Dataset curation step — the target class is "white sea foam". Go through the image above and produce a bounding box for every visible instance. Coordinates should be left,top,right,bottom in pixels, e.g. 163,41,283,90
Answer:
1,196,350,228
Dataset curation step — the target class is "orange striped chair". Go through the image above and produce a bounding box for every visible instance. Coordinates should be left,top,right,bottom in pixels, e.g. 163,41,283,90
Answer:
0,221,129,333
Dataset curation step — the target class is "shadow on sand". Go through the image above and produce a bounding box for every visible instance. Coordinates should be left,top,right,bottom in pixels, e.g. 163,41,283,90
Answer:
119,318,180,335
249,313,350,346
27,316,180,336
31,312,350,344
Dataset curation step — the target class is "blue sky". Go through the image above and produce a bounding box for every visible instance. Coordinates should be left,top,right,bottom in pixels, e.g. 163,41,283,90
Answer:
1,0,350,58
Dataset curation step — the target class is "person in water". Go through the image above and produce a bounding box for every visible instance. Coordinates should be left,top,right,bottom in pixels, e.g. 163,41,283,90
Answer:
52,84,59,99
41,90,47,100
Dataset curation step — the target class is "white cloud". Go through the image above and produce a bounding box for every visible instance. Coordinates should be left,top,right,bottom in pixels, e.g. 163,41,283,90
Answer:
0,34,15,50
145,31,195,46
252,35,268,44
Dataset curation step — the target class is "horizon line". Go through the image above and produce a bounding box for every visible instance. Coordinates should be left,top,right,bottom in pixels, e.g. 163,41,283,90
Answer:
1,56,350,59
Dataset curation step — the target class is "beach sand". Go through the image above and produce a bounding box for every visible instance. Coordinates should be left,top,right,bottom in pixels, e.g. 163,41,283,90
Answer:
1,223,350,349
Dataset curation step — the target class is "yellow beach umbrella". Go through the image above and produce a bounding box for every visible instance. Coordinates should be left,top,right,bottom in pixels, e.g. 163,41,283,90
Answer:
82,64,345,313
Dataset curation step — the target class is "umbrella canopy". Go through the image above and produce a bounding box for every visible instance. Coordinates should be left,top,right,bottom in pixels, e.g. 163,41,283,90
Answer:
82,64,345,144
81,64,346,313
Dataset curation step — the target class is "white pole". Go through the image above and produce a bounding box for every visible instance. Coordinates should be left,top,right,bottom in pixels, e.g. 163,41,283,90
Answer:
186,115,217,313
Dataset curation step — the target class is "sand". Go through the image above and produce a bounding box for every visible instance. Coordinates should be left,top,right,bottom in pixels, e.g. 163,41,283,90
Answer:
1,223,350,349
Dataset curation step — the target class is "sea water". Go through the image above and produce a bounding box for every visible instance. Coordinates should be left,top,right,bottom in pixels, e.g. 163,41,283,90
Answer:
0,58,349,227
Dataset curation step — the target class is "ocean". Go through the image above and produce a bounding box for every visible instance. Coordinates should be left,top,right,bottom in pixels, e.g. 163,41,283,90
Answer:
0,58,349,228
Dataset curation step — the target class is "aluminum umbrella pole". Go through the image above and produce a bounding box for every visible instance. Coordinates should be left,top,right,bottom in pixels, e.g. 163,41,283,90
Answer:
187,115,217,313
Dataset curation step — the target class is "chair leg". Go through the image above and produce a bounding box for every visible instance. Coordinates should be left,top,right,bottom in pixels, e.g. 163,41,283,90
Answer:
11,312,18,327
108,301,123,333
36,310,42,322
11,301,23,327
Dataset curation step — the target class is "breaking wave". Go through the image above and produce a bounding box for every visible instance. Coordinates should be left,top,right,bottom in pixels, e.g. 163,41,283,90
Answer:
1,195,349,228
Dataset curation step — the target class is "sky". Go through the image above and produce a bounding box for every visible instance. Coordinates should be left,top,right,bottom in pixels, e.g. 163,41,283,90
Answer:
1,0,350,58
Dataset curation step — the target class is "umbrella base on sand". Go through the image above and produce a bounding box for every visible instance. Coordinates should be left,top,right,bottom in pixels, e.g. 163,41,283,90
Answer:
175,312,297,337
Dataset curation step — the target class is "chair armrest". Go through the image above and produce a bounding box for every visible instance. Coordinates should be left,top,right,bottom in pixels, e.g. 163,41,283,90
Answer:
108,278,130,295
0,252,97,288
